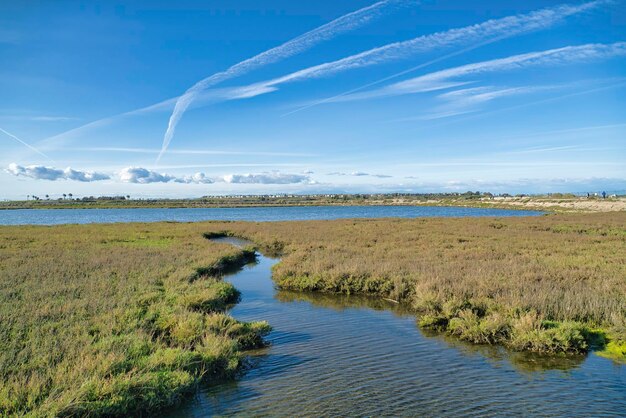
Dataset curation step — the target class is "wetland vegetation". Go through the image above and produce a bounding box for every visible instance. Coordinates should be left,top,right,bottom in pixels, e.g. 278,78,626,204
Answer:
0,224,270,417
212,212,626,359
1,211,624,416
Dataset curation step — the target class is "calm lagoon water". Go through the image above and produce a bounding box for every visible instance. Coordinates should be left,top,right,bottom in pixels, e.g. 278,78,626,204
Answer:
0,205,543,225
164,238,626,417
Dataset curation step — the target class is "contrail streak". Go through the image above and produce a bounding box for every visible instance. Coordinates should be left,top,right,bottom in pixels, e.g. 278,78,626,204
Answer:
352,42,626,101
281,37,509,116
36,1,606,152
0,127,54,161
281,0,607,115
157,0,412,163
404,80,626,130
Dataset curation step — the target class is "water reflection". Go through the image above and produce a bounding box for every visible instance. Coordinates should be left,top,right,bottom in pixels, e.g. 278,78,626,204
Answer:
275,289,413,316
277,289,586,373
422,330,585,374
164,242,625,417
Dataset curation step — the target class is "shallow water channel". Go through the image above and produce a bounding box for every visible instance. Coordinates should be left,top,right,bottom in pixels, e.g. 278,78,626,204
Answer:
167,237,625,417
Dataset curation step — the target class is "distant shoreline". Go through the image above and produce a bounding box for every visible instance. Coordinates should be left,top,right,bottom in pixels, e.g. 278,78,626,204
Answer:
1,195,624,213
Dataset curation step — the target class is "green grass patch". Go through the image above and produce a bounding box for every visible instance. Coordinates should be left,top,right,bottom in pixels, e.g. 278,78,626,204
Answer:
0,223,270,417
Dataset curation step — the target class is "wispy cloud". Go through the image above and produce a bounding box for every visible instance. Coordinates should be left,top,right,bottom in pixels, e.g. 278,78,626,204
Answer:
334,42,626,102
282,0,607,114
415,84,568,120
69,147,317,157
0,114,77,122
327,171,393,178
0,127,54,161
406,79,626,128
186,1,606,113
158,0,412,162
6,163,109,182
36,1,604,152
35,87,244,151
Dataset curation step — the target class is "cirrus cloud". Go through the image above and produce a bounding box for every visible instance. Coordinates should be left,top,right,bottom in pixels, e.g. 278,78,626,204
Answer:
327,171,393,178
334,42,626,102
158,0,411,161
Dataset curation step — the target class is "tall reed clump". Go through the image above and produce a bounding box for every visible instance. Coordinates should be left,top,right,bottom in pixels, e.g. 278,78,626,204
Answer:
209,212,625,360
0,223,270,417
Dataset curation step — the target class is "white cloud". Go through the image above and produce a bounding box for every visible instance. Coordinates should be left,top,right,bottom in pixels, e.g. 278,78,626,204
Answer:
118,167,175,184
279,1,605,86
63,168,110,182
340,42,626,102
221,172,311,184
210,1,608,114
37,1,605,151
116,168,310,185
281,1,607,113
6,164,63,180
158,0,409,161
174,172,215,184
418,84,565,120
5,163,110,182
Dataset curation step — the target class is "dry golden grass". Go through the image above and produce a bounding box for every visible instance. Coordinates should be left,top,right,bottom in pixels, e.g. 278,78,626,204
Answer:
218,213,624,322
213,213,626,355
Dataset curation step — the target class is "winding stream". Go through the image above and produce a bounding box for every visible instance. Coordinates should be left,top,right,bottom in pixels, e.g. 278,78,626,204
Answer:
168,237,625,417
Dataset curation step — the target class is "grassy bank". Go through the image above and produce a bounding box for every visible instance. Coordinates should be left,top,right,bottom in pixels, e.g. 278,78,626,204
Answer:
0,224,270,417
1,213,624,415
212,213,626,360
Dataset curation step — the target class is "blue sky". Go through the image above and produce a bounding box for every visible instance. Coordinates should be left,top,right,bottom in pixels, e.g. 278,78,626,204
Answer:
1,0,625,199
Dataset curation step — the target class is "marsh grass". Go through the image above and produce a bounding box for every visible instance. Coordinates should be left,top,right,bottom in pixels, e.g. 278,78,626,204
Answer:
0,223,270,417
209,212,625,358
1,212,624,416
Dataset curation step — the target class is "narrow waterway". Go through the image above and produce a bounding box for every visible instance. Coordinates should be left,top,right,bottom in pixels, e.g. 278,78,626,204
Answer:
168,237,626,417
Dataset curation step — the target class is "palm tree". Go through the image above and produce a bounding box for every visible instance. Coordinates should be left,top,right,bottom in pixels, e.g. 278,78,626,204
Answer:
27,195,30,201
68,193,73,200
63,194,67,200
45,194,49,200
